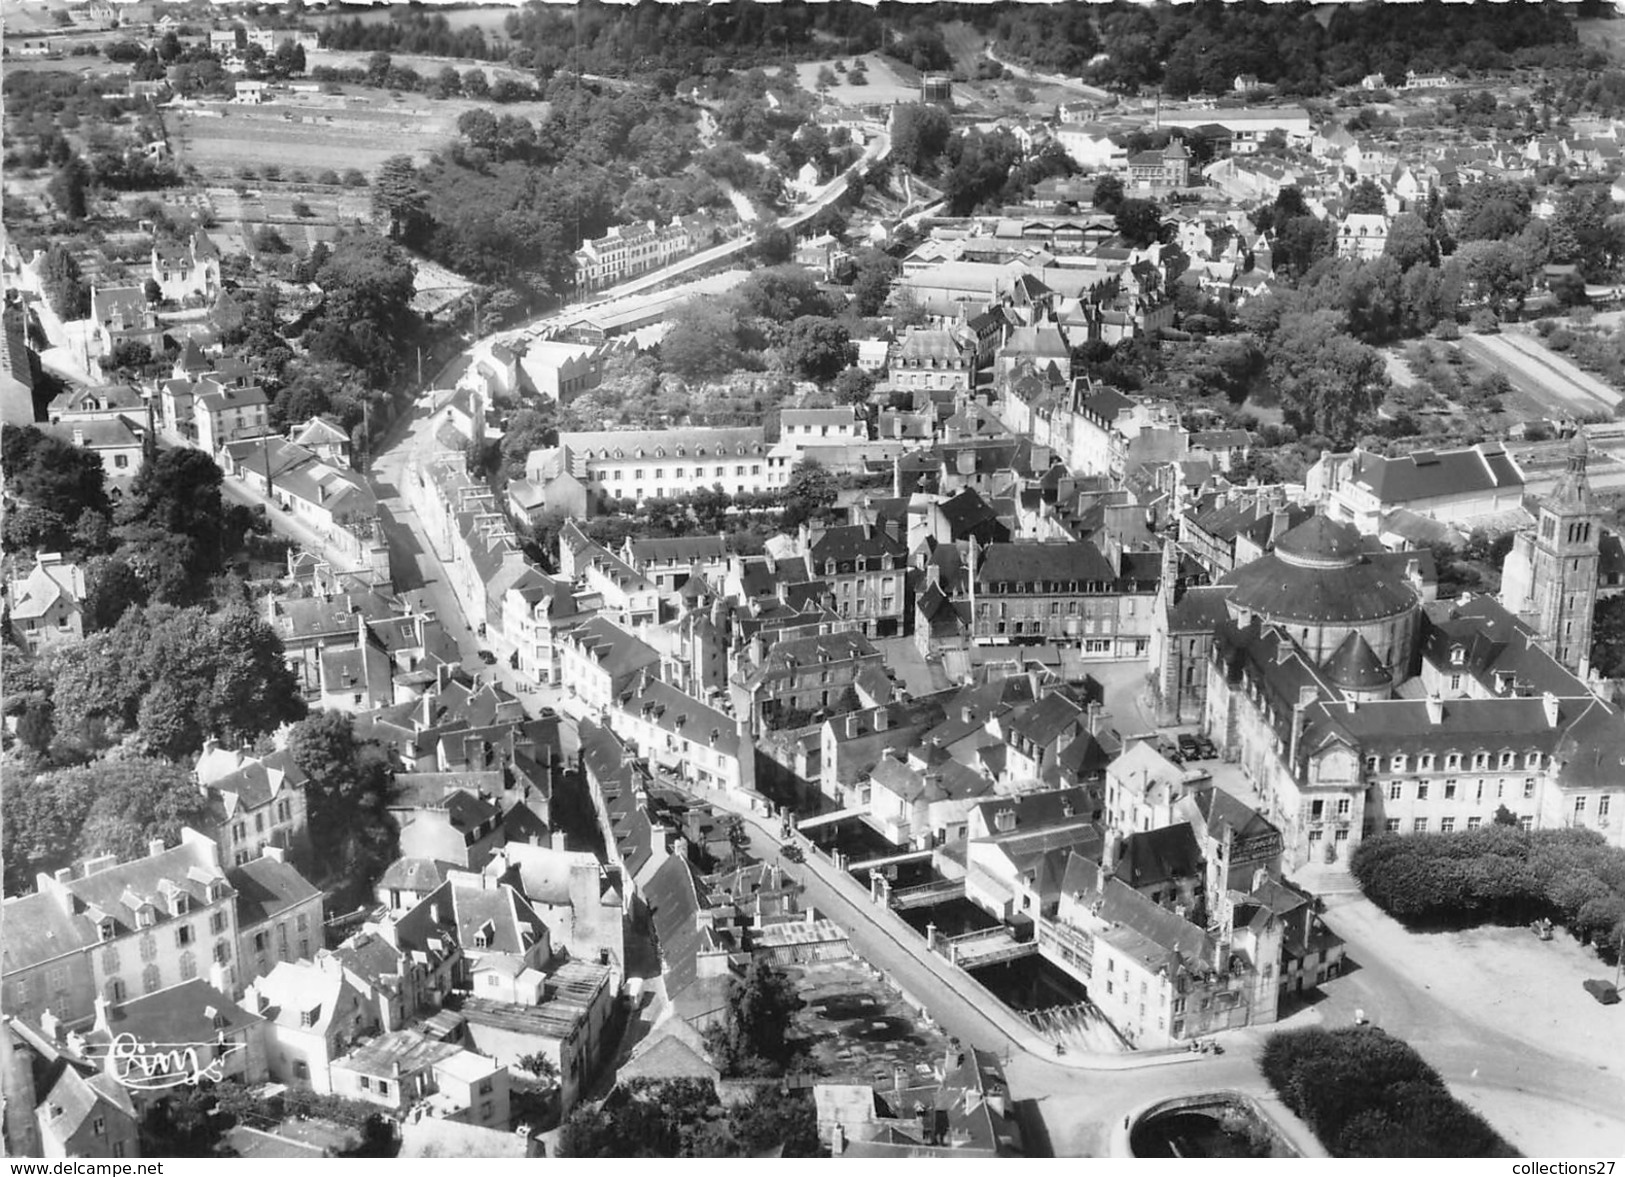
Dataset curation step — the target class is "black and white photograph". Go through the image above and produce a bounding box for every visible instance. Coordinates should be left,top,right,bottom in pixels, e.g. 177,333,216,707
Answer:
1,0,1623,1162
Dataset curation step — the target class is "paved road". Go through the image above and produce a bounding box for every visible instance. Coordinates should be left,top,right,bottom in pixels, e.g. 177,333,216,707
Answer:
984,44,1115,104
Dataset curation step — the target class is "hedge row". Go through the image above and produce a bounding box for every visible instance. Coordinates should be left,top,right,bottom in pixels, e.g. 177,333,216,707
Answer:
1350,826,1625,941
1261,1027,1518,1158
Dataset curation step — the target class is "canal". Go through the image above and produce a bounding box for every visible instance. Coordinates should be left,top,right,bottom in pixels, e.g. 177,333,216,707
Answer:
967,954,1091,1012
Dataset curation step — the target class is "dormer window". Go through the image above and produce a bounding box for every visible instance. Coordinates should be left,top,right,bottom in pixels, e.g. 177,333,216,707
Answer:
137,906,155,929
98,918,116,942
1472,752,1488,771
1390,755,1407,773
1445,753,1462,771
1450,646,1465,666
1419,754,1436,771
1498,751,1514,769
1525,752,1541,769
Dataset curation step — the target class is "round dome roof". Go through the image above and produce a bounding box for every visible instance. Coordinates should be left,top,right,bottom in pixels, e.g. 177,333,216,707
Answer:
1273,515,1363,571
1222,551,1419,627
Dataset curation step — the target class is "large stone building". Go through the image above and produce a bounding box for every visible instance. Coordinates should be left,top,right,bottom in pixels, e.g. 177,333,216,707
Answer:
1187,512,1625,867
1500,437,1601,676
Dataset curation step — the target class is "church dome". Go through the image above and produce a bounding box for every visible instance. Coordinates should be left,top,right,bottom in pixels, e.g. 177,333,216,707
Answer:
1222,516,1419,627
1273,515,1363,570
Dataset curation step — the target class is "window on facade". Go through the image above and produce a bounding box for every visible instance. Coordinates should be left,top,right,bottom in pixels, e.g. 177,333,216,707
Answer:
1387,783,1402,801
1413,818,1428,833
1575,796,1588,814
1524,779,1537,799
1601,796,1612,819
176,925,194,948
1364,756,1378,773
1385,818,1401,833
1443,780,1457,800
1519,816,1534,831
1416,783,1429,801
1440,817,1456,833
1337,798,1351,816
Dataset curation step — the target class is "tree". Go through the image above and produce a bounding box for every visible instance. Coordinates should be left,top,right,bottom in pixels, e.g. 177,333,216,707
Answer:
659,299,744,380
1383,213,1437,272
832,365,875,406
1455,239,1532,319
752,226,793,266
1267,311,1389,444
889,103,952,173
727,1088,824,1157
779,316,854,382
48,159,88,220
849,248,898,317
516,1053,560,1084
288,710,396,905
702,957,802,1076
306,233,419,388
1346,178,1386,215
781,458,837,529
371,155,430,245
143,277,163,304
115,447,227,602
1092,173,1125,215
499,406,559,479
1115,198,1163,247
40,243,90,319
16,699,55,756
82,554,146,632
1,758,100,894
74,759,212,864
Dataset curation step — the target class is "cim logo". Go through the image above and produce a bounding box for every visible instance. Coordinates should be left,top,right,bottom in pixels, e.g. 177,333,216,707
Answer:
103,1033,243,1091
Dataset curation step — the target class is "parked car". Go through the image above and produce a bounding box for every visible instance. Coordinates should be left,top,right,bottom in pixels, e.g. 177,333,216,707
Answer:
782,843,806,864
1583,979,1620,1005
1177,733,1201,759
477,649,497,665
537,706,559,721
1194,734,1218,759
1155,736,1184,764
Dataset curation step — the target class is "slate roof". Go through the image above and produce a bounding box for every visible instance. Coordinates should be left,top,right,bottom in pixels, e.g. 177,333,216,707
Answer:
566,616,661,679
91,980,260,1050
644,855,706,1000
1346,443,1523,505
976,541,1116,587
1322,630,1392,691
1113,823,1204,890
1222,516,1420,625
229,856,321,928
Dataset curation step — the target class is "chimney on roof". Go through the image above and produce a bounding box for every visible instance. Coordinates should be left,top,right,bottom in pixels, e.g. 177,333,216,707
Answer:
1289,684,1318,766
1269,509,1291,548
1542,692,1560,726
148,837,166,858
1425,695,1443,724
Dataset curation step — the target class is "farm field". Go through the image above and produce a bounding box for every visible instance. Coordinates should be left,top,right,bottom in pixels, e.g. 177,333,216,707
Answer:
1459,328,1621,420
164,85,549,178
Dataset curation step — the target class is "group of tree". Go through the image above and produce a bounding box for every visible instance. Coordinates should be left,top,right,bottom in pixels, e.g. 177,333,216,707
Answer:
702,957,806,1077
1,756,209,895
1261,1026,1518,1157
287,710,399,911
999,0,1590,99
558,1078,821,1158
37,602,305,762
1351,824,1625,949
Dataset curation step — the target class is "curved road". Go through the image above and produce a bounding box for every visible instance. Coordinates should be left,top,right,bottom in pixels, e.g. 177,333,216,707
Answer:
703,784,1625,1157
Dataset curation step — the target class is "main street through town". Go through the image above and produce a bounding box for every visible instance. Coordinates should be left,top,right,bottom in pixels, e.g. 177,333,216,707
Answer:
348,124,1625,1158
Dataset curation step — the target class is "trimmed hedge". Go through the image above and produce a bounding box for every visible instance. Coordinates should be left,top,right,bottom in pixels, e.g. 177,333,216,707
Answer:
1260,1027,1518,1158
1350,827,1625,942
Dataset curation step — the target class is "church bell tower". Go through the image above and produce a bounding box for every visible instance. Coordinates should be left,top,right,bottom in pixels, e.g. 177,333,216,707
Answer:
1530,434,1600,676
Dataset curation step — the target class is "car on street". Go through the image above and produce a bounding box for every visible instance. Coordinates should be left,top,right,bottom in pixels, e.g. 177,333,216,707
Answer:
1155,736,1184,764
1583,979,1620,1005
477,649,497,665
1195,734,1218,759
537,706,559,721
782,843,805,863
1177,733,1201,759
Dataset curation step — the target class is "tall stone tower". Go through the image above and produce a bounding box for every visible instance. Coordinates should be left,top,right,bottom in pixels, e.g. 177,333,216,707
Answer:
1531,434,1600,676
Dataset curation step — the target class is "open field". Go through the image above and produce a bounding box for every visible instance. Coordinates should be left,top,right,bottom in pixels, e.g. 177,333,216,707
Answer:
164,85,550,178
791,52,925,109
1459,329,1621,420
